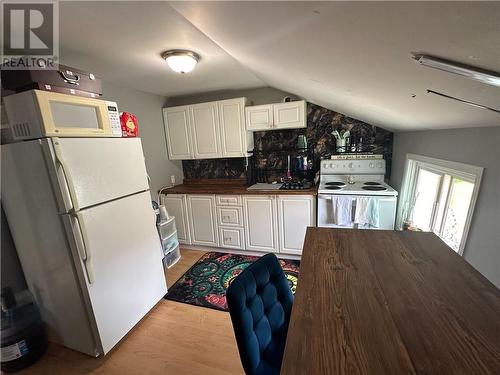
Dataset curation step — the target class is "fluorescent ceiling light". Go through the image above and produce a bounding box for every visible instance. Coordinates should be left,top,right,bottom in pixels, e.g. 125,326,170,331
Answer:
412,54,500,87
161,50,200,74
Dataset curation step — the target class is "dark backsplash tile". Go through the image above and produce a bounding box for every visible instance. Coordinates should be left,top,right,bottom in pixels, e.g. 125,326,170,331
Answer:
182,158,247,179
182,102,393,181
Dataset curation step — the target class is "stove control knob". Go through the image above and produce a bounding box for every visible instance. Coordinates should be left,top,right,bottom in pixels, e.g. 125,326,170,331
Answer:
377,162,383,168
369,163,375,168
323,164,329,169
348,162,354,169
330,163,335,169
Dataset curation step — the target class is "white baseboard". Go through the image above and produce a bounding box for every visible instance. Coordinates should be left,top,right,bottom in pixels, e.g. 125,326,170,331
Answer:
179,244,301,261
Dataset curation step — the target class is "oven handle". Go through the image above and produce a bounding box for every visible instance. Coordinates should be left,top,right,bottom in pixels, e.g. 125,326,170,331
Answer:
318,194,396,201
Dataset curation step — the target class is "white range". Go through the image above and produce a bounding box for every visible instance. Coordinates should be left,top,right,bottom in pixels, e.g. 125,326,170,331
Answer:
317,157,398,229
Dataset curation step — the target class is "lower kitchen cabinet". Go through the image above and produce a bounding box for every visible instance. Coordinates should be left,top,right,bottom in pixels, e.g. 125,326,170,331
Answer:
187,195,218,247
277,195,316,255
219,227,245,250
162,193,315,255
161,194,191,244
243,196,279,253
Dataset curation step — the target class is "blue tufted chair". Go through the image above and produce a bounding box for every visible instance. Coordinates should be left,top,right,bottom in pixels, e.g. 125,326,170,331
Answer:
226,253,294,375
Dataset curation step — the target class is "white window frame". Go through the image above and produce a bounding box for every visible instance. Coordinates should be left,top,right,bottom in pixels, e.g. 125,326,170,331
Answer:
397,153,483,255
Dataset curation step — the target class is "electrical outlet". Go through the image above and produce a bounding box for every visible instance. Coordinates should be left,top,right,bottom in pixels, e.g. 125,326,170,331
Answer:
170,175,176,185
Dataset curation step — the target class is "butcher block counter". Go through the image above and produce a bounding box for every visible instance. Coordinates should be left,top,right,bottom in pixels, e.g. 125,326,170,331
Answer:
160,178,318,195
281,227,500,375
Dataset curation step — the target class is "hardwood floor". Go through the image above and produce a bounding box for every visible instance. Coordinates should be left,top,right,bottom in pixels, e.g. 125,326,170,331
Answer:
19,249,244,375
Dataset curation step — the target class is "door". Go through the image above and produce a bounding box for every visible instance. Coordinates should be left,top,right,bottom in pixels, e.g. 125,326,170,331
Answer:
163,106,193,160
273,101,306,129
277,196,315,255
47,137,149,213
162,194,191,244
245,104,273,131
218,98,247,157
190,102,221,158
68,191,166,354
187,195,218,246
243,196,278,252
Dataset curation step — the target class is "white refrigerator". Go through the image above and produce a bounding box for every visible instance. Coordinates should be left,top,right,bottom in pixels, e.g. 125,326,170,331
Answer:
1,137,167,356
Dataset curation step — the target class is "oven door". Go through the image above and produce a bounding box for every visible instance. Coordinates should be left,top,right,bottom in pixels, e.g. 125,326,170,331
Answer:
317,194,397,230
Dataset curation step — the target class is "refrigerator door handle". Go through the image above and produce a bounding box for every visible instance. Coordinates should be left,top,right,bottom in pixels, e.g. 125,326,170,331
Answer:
73,213,94,284
52,138,80,212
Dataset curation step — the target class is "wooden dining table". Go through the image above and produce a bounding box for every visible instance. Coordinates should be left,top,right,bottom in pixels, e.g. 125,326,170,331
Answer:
281,228,500,375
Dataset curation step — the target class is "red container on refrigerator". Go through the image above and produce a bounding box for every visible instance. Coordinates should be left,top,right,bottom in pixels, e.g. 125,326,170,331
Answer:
120,112,139,137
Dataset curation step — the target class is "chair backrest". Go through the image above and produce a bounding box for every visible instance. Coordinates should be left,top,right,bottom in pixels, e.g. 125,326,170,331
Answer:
226,253,294,375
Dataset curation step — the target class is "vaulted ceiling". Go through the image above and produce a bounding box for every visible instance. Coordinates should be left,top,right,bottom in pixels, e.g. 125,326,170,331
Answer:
60,1,500,131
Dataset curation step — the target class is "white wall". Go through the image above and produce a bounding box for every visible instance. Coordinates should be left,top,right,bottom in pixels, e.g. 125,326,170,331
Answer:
102,82,183,198
166,86,296,107
390,126,500,288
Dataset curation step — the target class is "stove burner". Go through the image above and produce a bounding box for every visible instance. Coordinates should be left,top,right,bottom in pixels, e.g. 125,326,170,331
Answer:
324,186,342,190
326,181,346,186
364,182,381,186
362,186,387,191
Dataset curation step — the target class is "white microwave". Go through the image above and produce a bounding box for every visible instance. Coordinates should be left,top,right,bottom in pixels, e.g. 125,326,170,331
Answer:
3,90,122,141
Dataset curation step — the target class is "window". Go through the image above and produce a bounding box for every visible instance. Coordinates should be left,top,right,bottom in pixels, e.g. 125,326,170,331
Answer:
398,154,483,254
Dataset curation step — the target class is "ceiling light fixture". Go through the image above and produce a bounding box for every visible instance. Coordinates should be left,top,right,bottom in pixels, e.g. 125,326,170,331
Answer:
412,53,500,87
161,50,200,74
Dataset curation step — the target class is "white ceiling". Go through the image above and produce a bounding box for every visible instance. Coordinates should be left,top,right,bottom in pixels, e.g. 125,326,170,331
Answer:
60,1,500,131
59,2,264,97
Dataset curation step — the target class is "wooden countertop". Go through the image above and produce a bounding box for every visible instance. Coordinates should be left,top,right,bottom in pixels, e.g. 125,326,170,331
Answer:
281,228,500,375
160,180,318,196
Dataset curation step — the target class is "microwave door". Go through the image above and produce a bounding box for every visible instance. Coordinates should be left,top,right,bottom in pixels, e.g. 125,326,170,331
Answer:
43,137,150,213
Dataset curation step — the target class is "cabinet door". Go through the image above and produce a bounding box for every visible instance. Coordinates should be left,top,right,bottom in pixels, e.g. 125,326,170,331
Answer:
190,102,221,158
243,196,278,253
277,195,316,255
162,106,193,160
218,98,248,157
273,101,306,130
217,206,244,227
245,104,273,131
187,195,218,246
219,227,245,250
162,194,191,244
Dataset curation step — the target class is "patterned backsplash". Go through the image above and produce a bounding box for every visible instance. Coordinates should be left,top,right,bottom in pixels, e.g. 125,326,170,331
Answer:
182,103,393,181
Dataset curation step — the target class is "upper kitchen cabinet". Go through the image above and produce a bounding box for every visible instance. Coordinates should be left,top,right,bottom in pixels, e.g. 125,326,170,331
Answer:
273,101,306,129
245,104,274,131
190,101,221,159
245,100,307,131
218,98,253,157
163,98,252,160
162,106,193,160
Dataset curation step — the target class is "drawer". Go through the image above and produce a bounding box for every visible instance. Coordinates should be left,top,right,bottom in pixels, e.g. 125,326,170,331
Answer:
217,206,243,227
163,244,181,270
216,195,242,206
219,227,245,250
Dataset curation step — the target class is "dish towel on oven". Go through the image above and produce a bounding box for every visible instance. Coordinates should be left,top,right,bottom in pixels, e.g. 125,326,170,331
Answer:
354,197,380,228
330,196,353,226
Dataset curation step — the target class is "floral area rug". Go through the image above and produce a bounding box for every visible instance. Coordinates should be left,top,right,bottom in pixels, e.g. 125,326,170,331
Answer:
164,252,300,311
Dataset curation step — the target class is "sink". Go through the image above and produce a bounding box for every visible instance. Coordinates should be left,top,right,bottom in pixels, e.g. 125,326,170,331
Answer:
246,183,283,191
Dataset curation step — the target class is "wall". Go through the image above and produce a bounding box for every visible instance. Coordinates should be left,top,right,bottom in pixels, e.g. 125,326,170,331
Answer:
102,82,183,197
166,86,296,107
390,126,500,288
